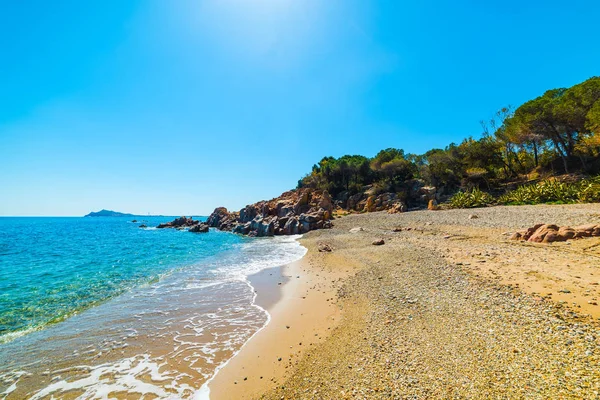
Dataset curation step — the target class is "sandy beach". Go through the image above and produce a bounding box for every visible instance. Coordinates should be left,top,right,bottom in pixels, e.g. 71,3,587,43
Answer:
208,204,600,399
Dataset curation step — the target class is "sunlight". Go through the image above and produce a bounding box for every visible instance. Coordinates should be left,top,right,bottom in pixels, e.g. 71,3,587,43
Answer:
185,0,326,61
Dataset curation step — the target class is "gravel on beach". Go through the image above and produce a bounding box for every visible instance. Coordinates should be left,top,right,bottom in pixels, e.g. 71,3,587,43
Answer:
261,205,600,399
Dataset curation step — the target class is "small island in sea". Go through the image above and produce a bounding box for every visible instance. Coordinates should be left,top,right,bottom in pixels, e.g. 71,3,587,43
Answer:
84,209,169,218
84,209,137,218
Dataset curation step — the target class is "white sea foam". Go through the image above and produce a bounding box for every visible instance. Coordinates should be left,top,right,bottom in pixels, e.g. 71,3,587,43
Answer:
29,355,191,400
0,371,30,400
10,233,307,400
194,236,307,400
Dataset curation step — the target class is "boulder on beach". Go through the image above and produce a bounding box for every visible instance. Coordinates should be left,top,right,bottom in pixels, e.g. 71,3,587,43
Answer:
318,243,333,252
510,223,600,243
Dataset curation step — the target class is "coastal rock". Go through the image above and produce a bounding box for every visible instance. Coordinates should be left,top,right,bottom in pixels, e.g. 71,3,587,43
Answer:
283,217,299,235
207,188,335,237
510,223,600,243
207,207,229,227
189,223,209,233
427,199,439,211
372,239,385,246
318,243,333,252
527,224,560,243
365,196,376,212
387,202,407,214
207,207,238,231
157,216,199,229
139,224,147,228
233,222,252,235
347,193,364,211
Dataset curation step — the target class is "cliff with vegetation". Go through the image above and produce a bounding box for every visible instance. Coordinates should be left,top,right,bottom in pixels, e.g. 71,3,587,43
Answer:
296,76,600,207
209,76,600,236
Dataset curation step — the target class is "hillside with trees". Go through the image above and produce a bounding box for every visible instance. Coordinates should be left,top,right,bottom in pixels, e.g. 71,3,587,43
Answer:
298,76,600,208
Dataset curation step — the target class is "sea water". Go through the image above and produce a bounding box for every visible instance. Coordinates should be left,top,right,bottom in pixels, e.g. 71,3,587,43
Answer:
0,217,305,399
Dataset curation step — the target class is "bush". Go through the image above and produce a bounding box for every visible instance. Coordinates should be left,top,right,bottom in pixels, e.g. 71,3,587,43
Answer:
449,188,494,208
578,176,600,203
498,176,600,205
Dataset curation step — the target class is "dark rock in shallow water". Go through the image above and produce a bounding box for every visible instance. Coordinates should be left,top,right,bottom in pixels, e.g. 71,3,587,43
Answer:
157,216,200,229
189,223,209,233
139,224,147,228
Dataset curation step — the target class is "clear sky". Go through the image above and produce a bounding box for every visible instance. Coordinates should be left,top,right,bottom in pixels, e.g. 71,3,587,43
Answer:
1,1,599,216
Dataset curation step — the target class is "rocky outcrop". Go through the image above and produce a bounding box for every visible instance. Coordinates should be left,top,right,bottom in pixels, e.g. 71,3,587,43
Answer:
387,202,407,214
345,192,406,213
510,224,600,243
206,207,238,231
156,216,209,233
189,223,209,233
157,216,199,229
207,188,335,237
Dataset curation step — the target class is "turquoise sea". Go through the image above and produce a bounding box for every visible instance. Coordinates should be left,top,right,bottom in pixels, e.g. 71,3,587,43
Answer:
0,217,305,399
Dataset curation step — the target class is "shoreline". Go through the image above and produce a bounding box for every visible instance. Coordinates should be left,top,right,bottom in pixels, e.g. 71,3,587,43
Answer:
194,265,289,399
205,237,356,399
209,204,600,399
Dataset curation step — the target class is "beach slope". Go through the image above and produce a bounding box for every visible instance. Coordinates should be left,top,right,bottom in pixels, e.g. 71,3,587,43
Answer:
212,204,600,399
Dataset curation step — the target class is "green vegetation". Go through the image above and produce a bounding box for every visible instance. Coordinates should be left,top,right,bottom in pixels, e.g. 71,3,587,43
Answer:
498,177,600,205
449,189,494,209
298,77,600,208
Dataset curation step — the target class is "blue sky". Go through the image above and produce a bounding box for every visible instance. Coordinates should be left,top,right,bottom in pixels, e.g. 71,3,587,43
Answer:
1,0,599,216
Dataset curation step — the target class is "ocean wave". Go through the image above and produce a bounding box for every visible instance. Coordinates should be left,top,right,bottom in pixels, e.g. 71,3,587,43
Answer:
3,233,307,399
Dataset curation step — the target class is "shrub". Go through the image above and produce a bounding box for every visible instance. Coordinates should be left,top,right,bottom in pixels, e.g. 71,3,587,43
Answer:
449,188,494,208
578,176,600,203
498,176,600,205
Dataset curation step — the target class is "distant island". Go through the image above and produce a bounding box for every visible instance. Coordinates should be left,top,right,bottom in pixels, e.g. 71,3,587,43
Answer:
83,209,184,218
84,209,137,217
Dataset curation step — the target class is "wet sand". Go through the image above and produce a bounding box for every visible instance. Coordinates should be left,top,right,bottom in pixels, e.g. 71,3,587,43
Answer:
207,243,359,399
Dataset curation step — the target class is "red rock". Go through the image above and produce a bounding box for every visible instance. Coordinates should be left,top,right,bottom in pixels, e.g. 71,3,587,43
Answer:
427,199,439,211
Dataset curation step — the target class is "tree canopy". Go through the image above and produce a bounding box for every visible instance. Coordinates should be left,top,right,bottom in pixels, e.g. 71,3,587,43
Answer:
298,76,600,202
